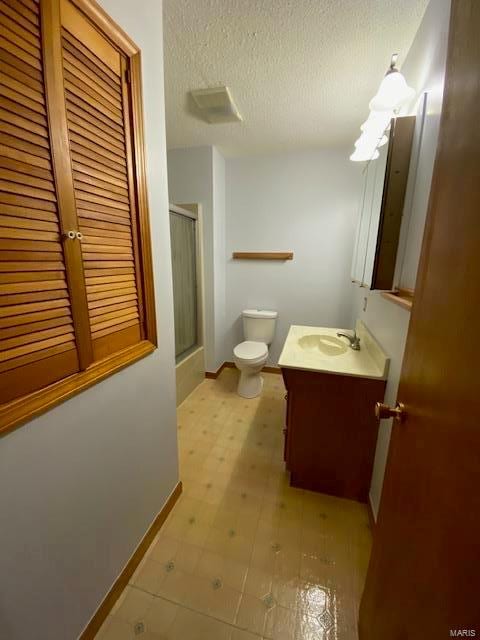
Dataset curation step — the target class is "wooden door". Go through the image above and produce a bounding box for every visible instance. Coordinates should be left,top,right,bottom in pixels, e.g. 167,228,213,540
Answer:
58,0,145,362
359,2,480,638
0,0,81,403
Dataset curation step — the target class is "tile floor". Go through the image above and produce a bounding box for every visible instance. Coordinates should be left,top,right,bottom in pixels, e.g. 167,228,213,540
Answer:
96,369,372,640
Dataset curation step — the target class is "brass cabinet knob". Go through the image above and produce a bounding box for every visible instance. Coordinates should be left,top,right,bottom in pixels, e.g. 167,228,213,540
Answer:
375,401,405,421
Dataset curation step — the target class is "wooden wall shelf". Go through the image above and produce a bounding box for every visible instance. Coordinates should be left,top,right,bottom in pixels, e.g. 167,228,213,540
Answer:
381,287,414,311
232,252,293,261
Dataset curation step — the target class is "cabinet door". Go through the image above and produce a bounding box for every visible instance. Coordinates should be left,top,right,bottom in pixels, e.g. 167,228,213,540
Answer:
58,0,146,362
351,117,416,290
363,143,388,286
351,160,378,285
371,116,416,290
0,0,80,403
351,166,368,284
1,0,156,434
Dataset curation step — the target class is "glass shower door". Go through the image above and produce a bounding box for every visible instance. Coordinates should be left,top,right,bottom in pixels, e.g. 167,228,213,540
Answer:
169,210,198,361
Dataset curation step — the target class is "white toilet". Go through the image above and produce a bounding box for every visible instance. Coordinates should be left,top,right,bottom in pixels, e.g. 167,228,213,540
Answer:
233,309,278,398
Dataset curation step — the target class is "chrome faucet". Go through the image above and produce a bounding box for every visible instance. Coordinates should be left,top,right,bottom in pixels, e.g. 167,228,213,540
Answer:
337,330,361,350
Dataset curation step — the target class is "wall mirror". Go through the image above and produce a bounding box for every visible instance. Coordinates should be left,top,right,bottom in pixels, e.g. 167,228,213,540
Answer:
351,115,416,291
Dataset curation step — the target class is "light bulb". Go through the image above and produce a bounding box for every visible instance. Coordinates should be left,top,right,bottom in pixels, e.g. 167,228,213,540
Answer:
355,133,376,150
378,135,388,147
357,133,388,149
369,70,415,111
360,110,393,133
350,148,380,162
350,59,413,162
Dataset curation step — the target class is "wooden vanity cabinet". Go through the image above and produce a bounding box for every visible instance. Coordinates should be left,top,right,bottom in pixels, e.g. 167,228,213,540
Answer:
281,367,386,502
283,391,293,468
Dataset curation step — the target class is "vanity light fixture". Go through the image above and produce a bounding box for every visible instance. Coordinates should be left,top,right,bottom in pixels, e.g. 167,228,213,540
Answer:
369,54,415,111
360,110,393,133
355,133,380,150
351,132,380,162
350,148,379,162
378,135,389,147
350,54,414,162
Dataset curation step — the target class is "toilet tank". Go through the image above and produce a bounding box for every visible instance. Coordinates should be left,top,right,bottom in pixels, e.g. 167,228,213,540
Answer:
242,309,278,345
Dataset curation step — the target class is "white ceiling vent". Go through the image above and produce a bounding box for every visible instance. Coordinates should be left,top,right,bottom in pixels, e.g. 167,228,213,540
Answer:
190,86,242,124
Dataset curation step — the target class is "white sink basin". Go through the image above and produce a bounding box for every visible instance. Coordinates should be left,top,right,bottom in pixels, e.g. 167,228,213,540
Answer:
278,321,389,380
297,334,348,356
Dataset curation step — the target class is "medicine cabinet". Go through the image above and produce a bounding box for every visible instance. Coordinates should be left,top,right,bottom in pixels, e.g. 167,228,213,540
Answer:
351,116,416,290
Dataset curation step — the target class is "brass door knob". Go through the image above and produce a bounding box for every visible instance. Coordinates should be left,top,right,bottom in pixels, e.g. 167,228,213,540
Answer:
375,402,405,421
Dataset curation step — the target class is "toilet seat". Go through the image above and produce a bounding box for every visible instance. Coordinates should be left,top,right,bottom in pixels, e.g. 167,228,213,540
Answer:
233,341,268,364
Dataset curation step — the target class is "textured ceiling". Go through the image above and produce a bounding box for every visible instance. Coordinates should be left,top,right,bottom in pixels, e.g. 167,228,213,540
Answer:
164,0,429,156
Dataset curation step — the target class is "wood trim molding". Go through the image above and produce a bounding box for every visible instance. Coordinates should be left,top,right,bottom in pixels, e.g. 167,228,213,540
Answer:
0,341,155,437
129,51,157,347
205,362,228,379
263,365,282,374
70,0,139,55
79,481,182,640
224,361,282,374
380,287,414,311
232,252,293,260
206,362,282,378
121,54,146,340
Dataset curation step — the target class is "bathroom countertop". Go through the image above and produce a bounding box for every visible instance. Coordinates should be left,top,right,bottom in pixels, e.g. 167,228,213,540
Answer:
278,321,389,380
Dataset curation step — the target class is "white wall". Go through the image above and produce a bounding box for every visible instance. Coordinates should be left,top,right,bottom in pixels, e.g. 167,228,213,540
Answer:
167,146,226,372
351,0,451,518
225,149,362,364
396,0,451,289
0,3,179,639
212,148,227,366
351,286,411,516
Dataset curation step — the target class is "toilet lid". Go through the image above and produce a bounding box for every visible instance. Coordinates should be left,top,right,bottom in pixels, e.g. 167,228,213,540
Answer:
234,341,268,360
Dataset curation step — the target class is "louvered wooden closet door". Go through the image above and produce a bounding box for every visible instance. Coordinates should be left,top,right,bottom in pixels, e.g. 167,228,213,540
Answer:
0,0,80,404
60,0,143,362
